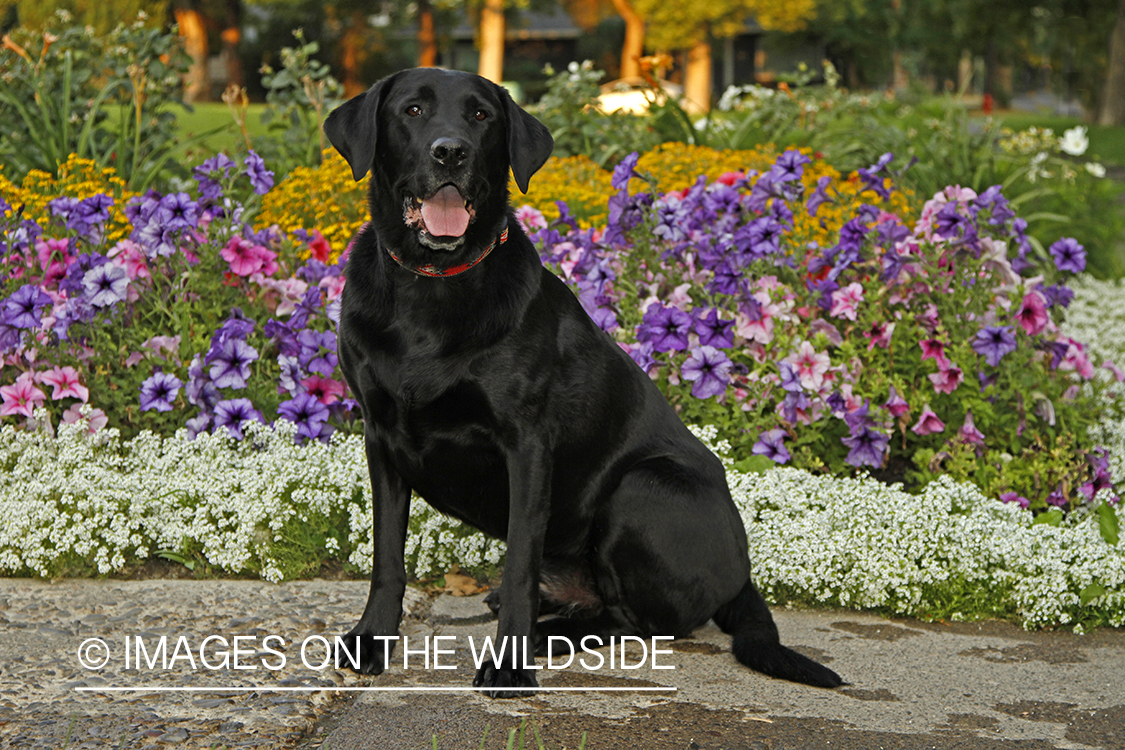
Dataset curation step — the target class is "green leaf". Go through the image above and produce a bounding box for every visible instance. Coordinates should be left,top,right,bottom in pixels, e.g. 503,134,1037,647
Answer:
1096,502,1119,546
732,455,776,475
1032,508,1064,527
1079,583,1106,605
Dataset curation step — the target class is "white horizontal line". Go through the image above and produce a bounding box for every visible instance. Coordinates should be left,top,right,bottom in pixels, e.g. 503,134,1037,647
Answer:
75,686,676,693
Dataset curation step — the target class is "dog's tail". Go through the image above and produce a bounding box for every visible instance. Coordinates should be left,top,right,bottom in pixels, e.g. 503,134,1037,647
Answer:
712,578,843,688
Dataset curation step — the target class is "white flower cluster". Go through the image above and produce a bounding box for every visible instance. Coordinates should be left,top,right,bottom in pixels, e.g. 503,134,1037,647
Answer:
0,416,501,582
689,425,1125,630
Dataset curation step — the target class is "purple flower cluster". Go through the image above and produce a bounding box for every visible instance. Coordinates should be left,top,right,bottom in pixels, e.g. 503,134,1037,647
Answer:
520,147,1118,516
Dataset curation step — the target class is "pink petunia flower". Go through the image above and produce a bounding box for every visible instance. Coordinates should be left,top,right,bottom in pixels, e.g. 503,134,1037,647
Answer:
864,320,895,350
883,386,910,418
221,236,270,276
106,239,150,280
514,205,547,232
1102,360,1125,382
1059,338,1095,379
911,404,946,435
62,403,108,433
300,375,346,405
928,364,964,394
829,282,864,321
784,340,831,391
1015,291,1048,336
37,366,88,402
0,372,47,418
959,410,985,445
319,274,346,302
919,338,949,368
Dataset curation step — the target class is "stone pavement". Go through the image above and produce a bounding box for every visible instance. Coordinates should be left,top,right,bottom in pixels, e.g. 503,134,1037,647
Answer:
1,579,1122,750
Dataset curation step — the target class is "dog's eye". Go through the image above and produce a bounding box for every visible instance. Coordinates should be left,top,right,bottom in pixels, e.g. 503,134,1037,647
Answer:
406,105,422,117
474,110,488,122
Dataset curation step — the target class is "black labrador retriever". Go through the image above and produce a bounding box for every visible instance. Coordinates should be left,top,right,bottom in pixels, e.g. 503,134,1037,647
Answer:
324,67,843,697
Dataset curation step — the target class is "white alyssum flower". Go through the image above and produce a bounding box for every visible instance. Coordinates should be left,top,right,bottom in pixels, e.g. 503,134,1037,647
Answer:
1085,162,1106,178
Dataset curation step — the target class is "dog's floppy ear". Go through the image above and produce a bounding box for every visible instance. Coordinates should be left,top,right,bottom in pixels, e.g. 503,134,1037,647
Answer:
324,76,392,182
502,86,554,194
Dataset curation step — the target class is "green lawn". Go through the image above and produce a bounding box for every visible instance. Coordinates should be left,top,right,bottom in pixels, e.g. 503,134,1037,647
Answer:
173,102,270,161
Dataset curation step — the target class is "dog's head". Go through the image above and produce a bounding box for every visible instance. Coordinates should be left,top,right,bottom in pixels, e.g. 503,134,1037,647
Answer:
325,68,553,255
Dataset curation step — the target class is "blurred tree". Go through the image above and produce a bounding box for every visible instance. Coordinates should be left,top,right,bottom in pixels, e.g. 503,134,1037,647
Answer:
633,0,816,111
1101,0,1125,124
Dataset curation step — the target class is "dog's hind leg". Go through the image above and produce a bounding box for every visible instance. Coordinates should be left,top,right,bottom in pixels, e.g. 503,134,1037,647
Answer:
713,578,844,688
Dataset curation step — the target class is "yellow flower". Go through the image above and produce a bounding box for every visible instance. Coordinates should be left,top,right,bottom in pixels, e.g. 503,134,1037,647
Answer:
0,155,133,243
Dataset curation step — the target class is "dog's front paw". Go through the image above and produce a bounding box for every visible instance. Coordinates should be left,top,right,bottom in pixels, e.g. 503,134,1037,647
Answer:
334,629,397,675
472,660,539,698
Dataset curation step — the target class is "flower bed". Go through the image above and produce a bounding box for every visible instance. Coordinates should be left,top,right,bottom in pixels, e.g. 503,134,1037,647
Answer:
1,142,1121,629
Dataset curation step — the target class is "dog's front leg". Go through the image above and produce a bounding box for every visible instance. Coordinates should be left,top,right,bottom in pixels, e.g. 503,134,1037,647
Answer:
473,438,551,698
337,430,411,675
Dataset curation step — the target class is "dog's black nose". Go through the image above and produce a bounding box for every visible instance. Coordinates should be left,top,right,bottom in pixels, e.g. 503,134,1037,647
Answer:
430,137,469,167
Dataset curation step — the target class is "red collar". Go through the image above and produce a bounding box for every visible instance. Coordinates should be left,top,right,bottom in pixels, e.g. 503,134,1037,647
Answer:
385,223,509,278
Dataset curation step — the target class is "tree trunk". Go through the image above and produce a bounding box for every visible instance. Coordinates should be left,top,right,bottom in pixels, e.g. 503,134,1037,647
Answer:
174,7,209,102
683,38,711,114
220,0,243,89
418,0,437,67
609,0,644,80
1099,0,1125,125
479,0,505,84
340,11,367,98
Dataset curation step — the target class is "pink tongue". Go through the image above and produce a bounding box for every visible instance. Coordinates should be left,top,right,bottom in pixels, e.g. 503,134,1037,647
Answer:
420,186,471,237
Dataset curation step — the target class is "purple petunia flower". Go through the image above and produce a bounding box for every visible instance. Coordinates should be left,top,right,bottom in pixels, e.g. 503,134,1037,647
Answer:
82,261,129,307
277,391,330,441
779,360,804,393
883,386,910,418
611,151,640,192
1049,237,1086,274
1041,284,1074,308
297,329,338,375
3,284,53,329
693,308,734,349
156,192,199,232
209,338,259,389
77,194,114,227
752,428,790,464
637,304,692,353
972,325,1017,367
213,398,264,439
193,153,237,202
244,151,275,195
806,176,833,216
770,149,811,183
999,491,1030,509
185,412,212,440
841,425,890,468
681,346,732,399
625,341,657,373
139,371,183,412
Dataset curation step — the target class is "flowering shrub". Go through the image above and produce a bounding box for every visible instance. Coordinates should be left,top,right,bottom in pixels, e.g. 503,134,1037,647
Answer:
520,148,1121,538
0,150,359,442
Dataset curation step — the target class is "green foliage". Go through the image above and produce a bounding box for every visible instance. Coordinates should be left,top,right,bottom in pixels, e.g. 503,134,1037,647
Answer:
530,61,659,169
0,13,201,190
253,29,345,176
